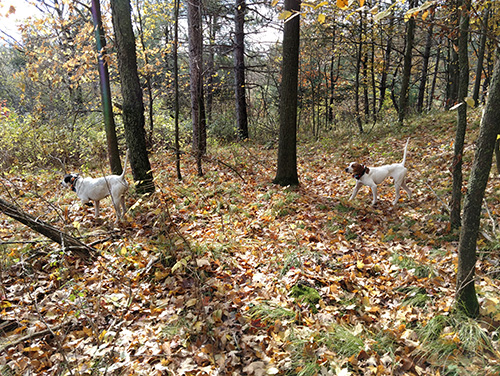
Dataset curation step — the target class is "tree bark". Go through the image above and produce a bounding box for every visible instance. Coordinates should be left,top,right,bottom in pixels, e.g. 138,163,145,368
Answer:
354,12,364,134
0,198,93,260
273,0,300,186
135,0,155,145
398,0,416,124
379,15,393,112
416,12,434,113
427,42,441,111
90,0,122,175
234,0,249,140
173,0,182,180
450,0,470,229
472,7,489,106
456,46,500,318
187,0,206,176
110,0,154,194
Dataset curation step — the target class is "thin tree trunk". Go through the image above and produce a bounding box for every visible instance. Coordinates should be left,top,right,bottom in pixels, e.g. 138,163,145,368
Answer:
472,7,489,106
234,0,249,140
446,3,460,109
206,13,216,125
90,0,122,175
135,0,155,145
273,0,300,186
398,0,417,124
450,0,470,229
354,12,364,134
187,0,206,176
417,13,434,113
173,0,181,180
379,15,393,112
427,43,441,111
456,46,500,318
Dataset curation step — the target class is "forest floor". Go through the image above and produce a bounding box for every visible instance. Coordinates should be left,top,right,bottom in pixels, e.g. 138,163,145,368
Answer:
2,109,500,376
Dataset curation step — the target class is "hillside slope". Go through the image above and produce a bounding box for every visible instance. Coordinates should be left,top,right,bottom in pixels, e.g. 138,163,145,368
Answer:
1,109,500,376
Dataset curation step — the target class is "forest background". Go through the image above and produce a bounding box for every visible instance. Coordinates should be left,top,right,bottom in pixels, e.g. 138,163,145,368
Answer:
1,0,500,375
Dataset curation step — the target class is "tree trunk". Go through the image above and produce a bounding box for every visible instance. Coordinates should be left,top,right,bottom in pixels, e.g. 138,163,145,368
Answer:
427,42,441,111
110,0,154,194
206,12,216,126
398,0,416,124
456,46,500,318
379,15,393,112
0,198,93,260
187,0,206,176
416,13,434,113
450,0,470,229
354,12,364,134
472,7,489,106
135,0,155,145
173,0,181,180
273,0,300,186
234,0,249,140
90,0,122,175
445,3,460,109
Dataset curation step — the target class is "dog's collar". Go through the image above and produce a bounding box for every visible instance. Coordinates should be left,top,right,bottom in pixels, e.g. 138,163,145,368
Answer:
353,166,367,180
69,175,80,192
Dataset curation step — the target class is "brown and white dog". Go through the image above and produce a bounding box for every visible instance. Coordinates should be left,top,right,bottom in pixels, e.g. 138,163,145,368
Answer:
62,152,129,221
345,138,411,206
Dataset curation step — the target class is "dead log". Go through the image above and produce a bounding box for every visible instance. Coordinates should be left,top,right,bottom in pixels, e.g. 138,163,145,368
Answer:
0,197,94,260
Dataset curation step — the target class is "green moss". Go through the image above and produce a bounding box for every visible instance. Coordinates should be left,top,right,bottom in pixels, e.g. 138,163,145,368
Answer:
290,283,321,313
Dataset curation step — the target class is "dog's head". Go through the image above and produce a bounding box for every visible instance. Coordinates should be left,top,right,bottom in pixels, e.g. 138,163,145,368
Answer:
62,173,80,191
345,162,369,179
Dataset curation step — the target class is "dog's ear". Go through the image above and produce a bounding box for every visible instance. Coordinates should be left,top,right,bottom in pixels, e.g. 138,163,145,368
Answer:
365,167,370,174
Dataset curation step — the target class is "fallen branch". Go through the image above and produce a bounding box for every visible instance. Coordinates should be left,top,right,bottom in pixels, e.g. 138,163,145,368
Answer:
0,197,94,260
202,155,246,183
0,321,68,353
426,181,450,213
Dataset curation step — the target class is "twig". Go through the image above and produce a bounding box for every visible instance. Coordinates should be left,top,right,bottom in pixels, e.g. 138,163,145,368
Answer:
202,155,246,183
483,198,497,236
426,181,450,212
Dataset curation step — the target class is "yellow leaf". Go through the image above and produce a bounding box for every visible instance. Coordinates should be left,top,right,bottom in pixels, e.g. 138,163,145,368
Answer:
278,10,292,20
359,0,365,6
271,0,279,6
465,97,475,108
186,298,197,307
404,10,416,22
314,1,328,9
337,0,349,10
422,9,429,21
318,14,326,23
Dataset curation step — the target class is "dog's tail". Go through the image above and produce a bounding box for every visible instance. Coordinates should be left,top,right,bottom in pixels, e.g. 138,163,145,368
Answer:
120,150,129,179
401,138,410,166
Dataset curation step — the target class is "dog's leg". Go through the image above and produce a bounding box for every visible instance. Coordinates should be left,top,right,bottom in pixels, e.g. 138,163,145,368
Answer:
120,197,126,218
368,184,378,205
402,180,412,199
94,201,100,217
349,181,363,201
392,183,401,205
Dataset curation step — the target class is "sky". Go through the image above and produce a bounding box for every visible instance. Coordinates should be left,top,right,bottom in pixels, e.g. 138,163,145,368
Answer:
0,0,40,43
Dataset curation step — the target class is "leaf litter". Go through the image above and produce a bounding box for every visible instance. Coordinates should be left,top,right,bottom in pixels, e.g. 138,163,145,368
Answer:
2,113,500,375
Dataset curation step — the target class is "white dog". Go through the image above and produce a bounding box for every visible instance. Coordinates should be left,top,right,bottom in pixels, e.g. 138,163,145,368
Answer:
345,138,411,206
63,152,129,221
